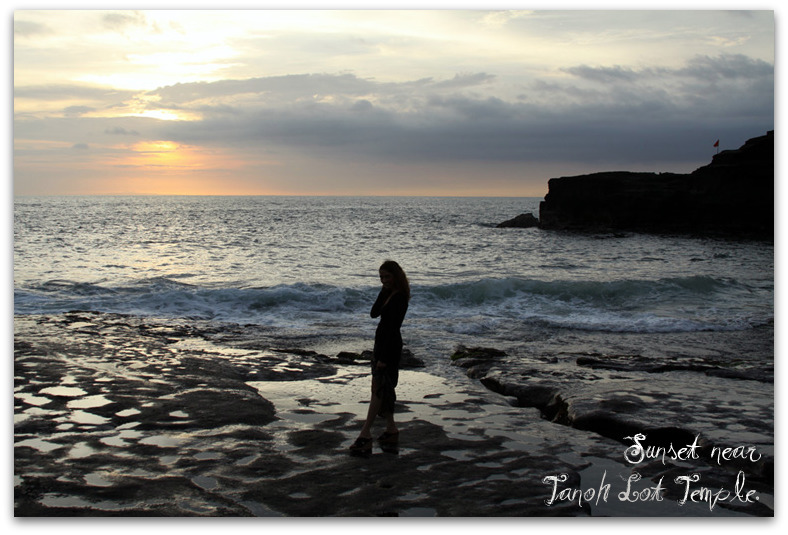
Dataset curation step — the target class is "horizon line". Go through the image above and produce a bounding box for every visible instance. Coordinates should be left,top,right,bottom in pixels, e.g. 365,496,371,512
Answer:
13,193,548,199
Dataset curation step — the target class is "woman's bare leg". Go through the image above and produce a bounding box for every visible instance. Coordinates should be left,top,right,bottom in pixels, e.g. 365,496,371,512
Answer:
385,413,397,434
358,376,397,439
359,383,383,439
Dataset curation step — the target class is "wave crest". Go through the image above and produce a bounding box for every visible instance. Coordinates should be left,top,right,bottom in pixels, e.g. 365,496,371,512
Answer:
14,275,767,333
420,275,734,306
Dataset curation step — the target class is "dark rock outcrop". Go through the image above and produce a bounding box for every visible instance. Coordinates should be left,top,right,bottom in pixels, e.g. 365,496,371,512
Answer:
496,213,539,228
538,131,773,237
450,345,507,378
334,348,425,368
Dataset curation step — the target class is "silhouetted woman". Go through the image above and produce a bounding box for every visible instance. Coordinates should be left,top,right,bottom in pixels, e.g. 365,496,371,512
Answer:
350,260,410,454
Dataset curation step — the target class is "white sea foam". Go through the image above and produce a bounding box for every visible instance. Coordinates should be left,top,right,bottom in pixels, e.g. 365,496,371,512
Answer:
14,274,771,335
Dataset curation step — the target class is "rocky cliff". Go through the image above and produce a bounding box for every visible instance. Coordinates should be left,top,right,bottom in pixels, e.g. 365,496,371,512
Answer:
538,131,774,238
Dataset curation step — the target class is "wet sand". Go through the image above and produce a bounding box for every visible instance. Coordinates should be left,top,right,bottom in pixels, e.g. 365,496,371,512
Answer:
14,312,773,517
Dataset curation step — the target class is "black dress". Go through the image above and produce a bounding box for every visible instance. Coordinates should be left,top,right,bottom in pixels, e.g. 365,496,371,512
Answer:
370,288,408,416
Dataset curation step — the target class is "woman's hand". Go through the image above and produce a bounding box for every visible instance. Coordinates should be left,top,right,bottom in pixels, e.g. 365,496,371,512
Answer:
382,289,398,307
376,361,387,369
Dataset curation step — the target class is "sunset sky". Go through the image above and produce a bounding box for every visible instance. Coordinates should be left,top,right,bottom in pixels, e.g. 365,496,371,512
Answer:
12,4,776,196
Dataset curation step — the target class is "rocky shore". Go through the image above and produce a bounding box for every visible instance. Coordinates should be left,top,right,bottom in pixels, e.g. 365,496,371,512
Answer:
14,312,774,517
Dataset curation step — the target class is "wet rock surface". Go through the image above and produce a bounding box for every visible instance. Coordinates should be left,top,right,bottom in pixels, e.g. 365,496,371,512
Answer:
450,327,774,515
14,313,773,517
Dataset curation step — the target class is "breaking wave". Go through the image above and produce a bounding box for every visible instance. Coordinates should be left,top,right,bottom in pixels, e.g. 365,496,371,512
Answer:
14,274,770,334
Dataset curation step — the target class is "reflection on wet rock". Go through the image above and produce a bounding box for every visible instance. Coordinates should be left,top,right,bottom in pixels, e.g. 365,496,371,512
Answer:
13,312,773,517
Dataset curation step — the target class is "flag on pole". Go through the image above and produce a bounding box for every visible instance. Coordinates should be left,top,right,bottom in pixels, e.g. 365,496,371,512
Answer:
713,139,719,147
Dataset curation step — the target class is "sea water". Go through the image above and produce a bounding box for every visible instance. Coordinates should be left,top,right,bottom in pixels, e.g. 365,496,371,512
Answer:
13,196,774,360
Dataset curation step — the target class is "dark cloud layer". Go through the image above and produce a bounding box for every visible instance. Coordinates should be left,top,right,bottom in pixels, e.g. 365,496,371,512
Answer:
13,52,773,181
139,53,772,167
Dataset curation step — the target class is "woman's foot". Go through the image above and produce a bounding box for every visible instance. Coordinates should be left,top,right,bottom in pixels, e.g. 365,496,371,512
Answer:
349,436,373,454
377,430,399,444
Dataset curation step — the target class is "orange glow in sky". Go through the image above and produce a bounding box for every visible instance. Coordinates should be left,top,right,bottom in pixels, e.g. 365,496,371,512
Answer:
127,141,197,170
105,141,287,195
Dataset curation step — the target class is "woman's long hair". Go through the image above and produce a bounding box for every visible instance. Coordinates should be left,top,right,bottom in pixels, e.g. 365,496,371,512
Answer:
380,260,410,301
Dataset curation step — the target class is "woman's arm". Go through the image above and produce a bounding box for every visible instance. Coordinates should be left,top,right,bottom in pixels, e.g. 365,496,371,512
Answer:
370,288,392,318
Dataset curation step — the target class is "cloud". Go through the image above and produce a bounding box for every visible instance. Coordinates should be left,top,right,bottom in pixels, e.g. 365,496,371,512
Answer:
105,127,141,136
13,51,773,191
479,10,533,29
708,35,751,48
14,20,52,38
127,53,769,168
101,11,148,31
150,73,381,107
431,72,496,89
350,99,374,113
63,106,96,117
15,84,135,101
564,54,771,86
678,53,773,81
562,65,641,83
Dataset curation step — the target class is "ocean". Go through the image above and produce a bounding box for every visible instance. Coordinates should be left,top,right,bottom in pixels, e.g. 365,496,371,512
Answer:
13,195,774,365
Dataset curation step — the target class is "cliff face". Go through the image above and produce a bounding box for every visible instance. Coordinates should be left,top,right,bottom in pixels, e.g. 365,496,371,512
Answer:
538,131,774,237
